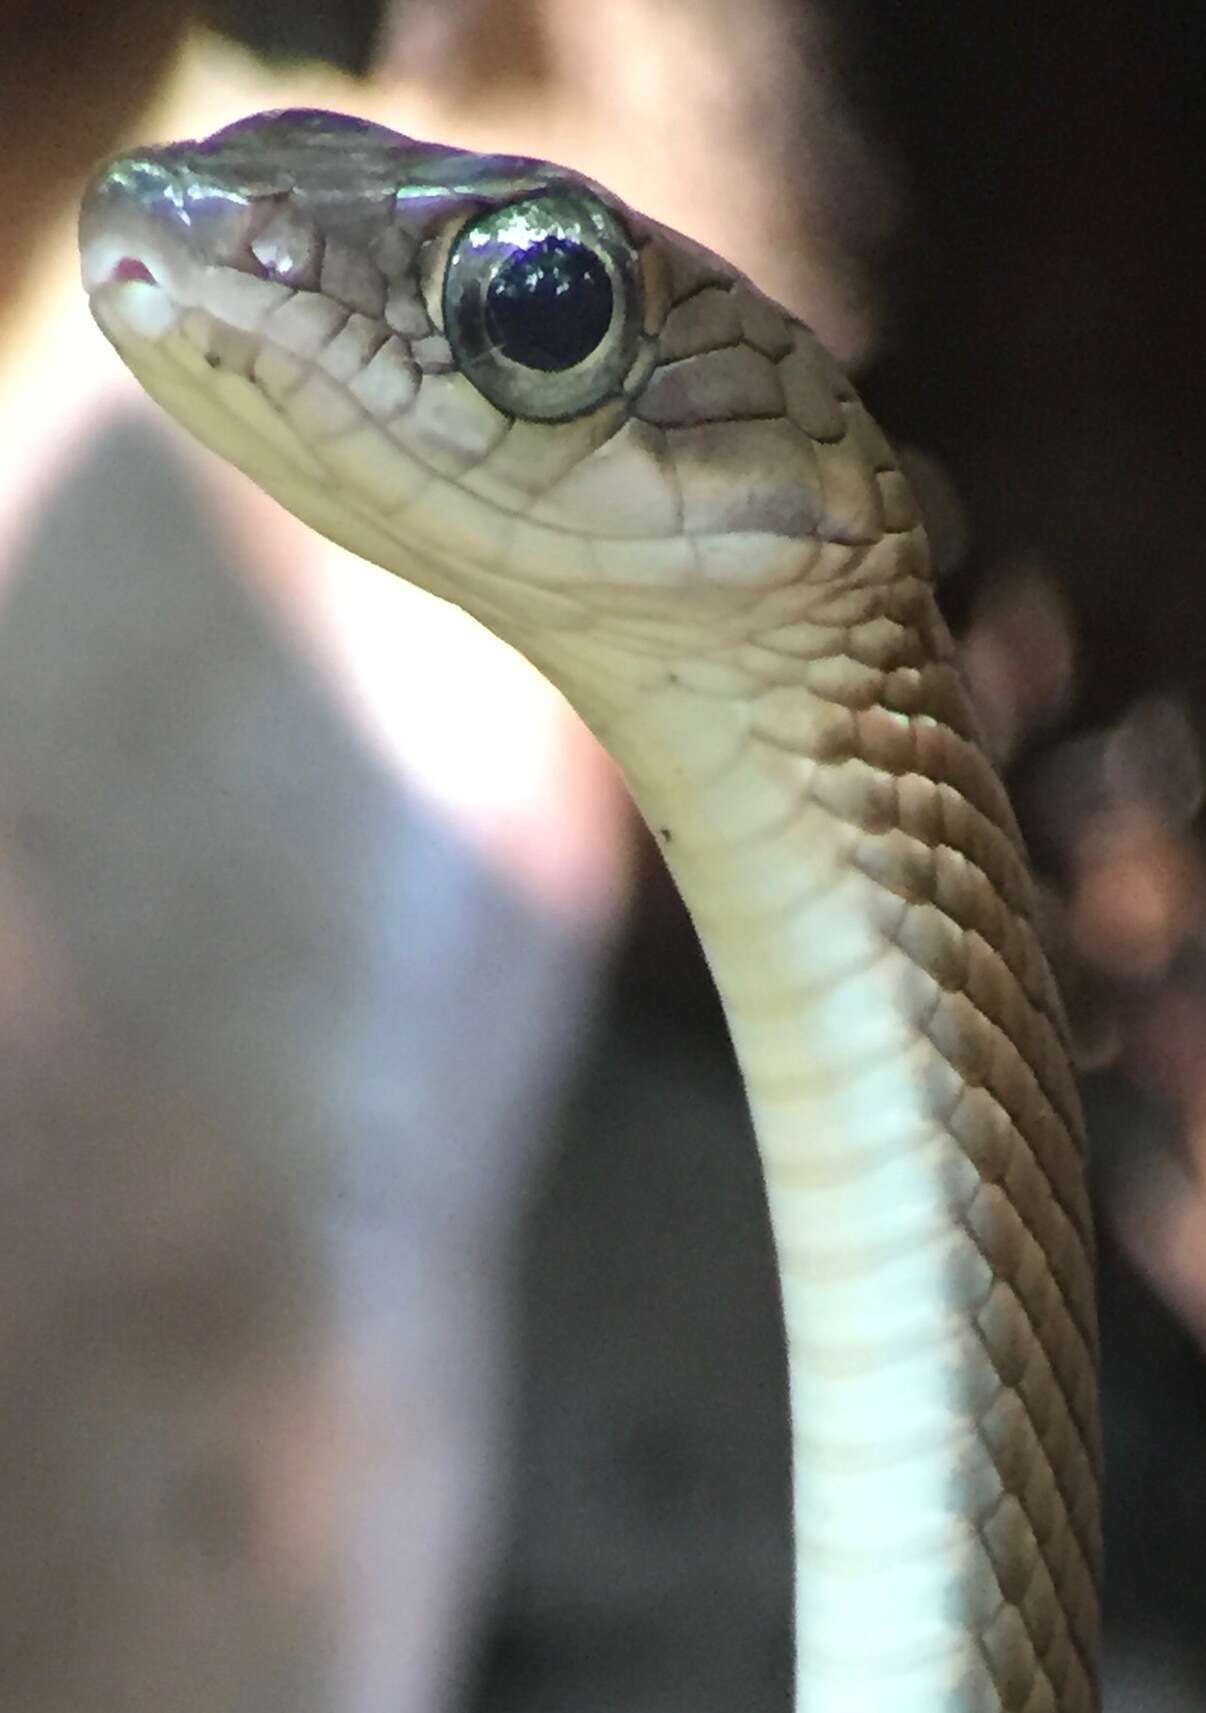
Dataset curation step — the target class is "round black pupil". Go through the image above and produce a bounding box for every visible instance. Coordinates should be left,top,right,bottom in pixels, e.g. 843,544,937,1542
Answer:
484,235,613,372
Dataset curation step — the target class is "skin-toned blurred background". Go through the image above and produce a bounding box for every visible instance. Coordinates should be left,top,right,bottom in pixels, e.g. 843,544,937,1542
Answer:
1,3,1204,1710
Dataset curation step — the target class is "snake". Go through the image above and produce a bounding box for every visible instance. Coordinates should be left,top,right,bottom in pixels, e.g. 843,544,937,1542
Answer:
78,107,1101,1711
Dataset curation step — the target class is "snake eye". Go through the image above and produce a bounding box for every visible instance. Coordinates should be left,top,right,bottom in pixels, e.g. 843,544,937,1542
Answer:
485,236,613,371
442,189,641,422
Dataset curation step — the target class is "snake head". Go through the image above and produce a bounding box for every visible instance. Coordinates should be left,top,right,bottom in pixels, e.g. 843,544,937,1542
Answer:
80,107,919,710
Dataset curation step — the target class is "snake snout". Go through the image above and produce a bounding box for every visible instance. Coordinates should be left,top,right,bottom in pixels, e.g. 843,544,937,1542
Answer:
80,149,288,303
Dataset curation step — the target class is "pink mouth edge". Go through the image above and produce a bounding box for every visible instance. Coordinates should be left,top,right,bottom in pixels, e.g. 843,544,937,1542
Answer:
110,256,158,285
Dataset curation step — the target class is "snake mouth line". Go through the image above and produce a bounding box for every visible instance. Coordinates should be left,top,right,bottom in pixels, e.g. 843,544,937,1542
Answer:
80,225,190,344
80,223,170,292
104,255,157,286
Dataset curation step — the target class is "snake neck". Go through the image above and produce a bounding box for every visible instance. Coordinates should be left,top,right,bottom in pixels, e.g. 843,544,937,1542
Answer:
526,537,1099,1712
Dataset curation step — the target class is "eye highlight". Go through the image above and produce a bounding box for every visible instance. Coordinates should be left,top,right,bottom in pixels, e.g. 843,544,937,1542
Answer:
442,189,641,423
485,234,613,372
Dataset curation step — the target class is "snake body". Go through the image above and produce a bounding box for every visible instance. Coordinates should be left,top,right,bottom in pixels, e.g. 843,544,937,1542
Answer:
79,109,1101,1711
